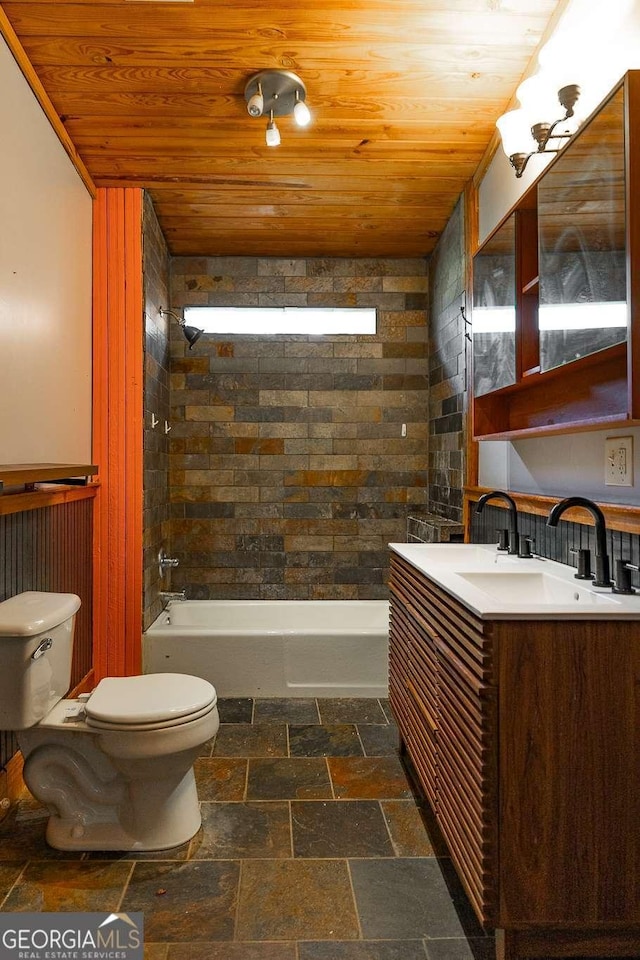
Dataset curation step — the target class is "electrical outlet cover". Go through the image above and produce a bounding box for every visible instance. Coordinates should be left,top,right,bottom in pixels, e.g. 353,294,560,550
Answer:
604,435,634,486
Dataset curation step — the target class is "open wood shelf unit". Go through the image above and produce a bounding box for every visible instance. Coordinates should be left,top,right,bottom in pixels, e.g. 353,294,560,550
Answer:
472,71,640,440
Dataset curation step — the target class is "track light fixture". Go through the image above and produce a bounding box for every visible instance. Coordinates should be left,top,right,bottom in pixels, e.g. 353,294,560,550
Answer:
244,70,311,146
497,77,582,178
159,307,204,350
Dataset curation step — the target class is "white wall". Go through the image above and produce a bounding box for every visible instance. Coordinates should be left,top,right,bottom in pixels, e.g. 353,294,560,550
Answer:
0,36,92,465
476,0,640,502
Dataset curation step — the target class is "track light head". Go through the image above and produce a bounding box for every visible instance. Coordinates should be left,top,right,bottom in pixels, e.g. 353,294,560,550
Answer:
246,84,264,117
265,112,281,147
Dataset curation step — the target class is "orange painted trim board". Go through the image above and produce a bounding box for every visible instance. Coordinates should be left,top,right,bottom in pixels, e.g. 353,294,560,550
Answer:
92,187,144,680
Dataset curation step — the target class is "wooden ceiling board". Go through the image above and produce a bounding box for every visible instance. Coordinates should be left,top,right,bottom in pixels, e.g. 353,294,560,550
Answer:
1,0,564,258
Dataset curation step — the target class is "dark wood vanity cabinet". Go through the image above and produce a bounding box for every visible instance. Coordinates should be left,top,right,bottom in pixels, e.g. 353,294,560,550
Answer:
389,552,640,959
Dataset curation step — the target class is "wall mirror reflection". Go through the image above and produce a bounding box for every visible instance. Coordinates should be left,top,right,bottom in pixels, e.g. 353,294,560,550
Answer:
472,214,516,397
538,87,627,373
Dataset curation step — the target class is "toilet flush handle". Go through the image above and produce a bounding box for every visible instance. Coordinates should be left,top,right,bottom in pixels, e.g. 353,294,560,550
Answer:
32,638,53,660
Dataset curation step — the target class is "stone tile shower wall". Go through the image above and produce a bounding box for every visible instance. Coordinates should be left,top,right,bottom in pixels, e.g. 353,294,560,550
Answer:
143,194,171,627
168,257,429,600
427,196,466,522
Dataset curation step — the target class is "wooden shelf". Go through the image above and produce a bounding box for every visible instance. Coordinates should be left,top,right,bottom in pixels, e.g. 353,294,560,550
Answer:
472,73,640,442
0,463,98,493
473,343,630,440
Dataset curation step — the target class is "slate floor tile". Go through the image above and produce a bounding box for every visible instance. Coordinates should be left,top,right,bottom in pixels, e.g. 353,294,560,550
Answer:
0,797,82,860
194,758,247,801
357,722,400,756
87,840,192,862
167,944,297,960
289,723,363,757
318,698,387,724
0,862,26,905
253,698,320,724
121,860,240,941
2,860,132,912
299,942,427,960
197,737,216,758
379,699,394,723
217,698,254,723
349,858,468,940
143,945,168,960
236,859,359,940
423,939,494,960
328,756,412,799
292,800,393,858
191,802,291,859
381,800,435,857
213,723,287,758
247,758,332,800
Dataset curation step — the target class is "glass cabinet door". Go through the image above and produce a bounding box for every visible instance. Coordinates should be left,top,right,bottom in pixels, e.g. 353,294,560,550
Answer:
472,214,516,397
538,86,627,373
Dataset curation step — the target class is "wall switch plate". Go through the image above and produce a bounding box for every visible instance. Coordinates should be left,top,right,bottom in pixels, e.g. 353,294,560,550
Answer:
605,435,634,486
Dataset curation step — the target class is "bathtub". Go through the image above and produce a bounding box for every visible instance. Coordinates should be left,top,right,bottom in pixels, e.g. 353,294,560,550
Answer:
143,600,389,698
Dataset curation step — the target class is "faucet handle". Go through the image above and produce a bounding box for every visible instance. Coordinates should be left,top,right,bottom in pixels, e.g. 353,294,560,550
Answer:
613,560,638,595
569,548,593,581
518,536,535,559
496,528,510,552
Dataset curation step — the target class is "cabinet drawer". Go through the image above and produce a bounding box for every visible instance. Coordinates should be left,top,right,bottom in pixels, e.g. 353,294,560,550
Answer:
437,787,495,921
391,555,492,672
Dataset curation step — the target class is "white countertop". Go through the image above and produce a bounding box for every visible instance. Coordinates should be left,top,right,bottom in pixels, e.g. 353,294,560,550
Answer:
390,542,640,620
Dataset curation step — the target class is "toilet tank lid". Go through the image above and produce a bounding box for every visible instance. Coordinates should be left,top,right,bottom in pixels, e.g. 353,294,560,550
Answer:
0,591,81,636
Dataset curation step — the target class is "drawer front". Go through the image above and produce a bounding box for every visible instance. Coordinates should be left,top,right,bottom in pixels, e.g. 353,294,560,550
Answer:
390,553,497,924
389,591,438,807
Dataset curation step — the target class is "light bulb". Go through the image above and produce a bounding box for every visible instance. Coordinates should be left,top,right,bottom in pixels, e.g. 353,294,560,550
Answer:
293,98,311,127
516,75,560,123
247,90,264,117
495,109,536,159
265,117,280,147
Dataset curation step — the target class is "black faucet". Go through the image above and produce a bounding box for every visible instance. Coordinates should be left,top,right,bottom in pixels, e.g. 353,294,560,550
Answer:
546,497,613,588
476,491,520,556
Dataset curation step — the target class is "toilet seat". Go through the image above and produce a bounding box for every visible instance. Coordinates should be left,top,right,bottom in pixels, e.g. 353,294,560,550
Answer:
84,673,216,731
85,701,215,732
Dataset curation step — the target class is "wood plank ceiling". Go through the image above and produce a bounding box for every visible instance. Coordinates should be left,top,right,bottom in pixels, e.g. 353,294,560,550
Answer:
2,0,561,257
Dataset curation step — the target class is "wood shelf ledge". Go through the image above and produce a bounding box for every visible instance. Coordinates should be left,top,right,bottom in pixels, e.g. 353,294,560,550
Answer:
465,485,640,535
0,463,98,515
0,463,98,493
0,480,99,517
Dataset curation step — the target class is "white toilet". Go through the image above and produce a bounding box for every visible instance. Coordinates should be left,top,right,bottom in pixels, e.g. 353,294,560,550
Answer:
0,591,219,852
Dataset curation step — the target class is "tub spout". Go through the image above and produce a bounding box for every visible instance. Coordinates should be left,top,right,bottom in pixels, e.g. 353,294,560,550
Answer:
160,590,186,608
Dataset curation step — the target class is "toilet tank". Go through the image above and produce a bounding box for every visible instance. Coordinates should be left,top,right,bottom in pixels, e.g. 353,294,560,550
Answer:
0,592,81,729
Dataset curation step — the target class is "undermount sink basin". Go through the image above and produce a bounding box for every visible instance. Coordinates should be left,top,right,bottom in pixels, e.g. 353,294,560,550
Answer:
456,571,620,607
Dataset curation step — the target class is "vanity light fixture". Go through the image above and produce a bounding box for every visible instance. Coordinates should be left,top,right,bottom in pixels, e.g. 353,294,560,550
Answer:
159,307,204,350
497,76,582,178
244,70,311,146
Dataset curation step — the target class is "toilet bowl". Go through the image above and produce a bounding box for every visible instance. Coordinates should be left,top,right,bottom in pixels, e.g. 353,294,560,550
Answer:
0,592,219,851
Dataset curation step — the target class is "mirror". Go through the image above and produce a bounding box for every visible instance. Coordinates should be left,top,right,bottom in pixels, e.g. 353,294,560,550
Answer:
472,213,516,397
538,87,627,373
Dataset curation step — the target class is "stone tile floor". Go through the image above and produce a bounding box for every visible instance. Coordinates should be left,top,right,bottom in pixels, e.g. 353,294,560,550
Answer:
0,697,596,960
